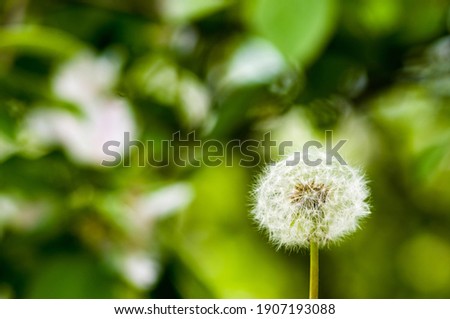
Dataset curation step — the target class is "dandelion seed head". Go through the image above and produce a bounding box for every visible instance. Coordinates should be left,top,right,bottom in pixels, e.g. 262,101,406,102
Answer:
251,150,370,249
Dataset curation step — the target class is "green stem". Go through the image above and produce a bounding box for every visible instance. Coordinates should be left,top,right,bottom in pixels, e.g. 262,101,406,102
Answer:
309,240,319,299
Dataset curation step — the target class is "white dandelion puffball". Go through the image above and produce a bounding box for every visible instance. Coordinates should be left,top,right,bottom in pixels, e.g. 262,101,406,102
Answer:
251,151,370,249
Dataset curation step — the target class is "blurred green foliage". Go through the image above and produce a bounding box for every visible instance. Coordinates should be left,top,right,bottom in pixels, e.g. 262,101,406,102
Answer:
1,0,450,299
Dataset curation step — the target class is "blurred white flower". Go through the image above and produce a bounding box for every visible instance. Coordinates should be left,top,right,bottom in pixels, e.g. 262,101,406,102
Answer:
133,183,194,220
251,150,370,248
54,52,119,105
117,183,194,242
24,52,136,165
0,194,49,234
121,252,160,290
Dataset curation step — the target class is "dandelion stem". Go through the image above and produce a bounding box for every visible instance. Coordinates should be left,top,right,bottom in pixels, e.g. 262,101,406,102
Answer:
309,240,319,299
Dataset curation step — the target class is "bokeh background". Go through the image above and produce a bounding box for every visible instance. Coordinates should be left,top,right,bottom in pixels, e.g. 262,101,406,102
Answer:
1,0,450,299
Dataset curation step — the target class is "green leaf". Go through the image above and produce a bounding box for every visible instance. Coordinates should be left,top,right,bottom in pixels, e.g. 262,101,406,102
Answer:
160,0,232,22
243,0,338,64
0,25,88,58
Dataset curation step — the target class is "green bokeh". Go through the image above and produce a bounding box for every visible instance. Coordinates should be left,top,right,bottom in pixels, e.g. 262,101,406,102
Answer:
1,0,450,299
